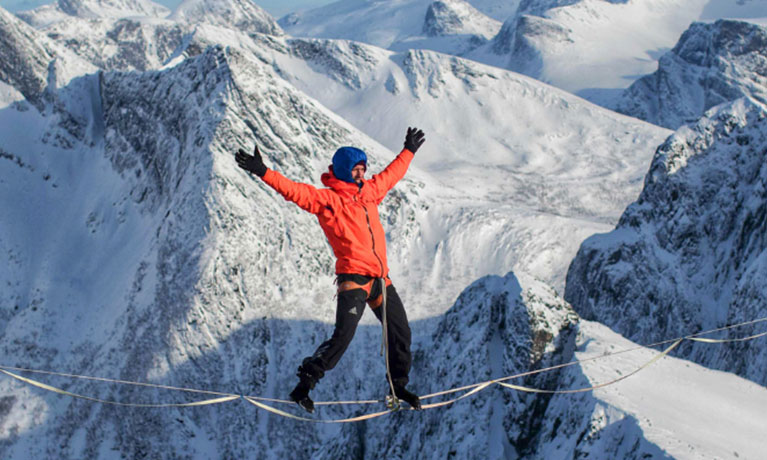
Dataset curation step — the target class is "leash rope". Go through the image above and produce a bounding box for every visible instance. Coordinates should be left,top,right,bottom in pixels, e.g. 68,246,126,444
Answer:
379,277,400,409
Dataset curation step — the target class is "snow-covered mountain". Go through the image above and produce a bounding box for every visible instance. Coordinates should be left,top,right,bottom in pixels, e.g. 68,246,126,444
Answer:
0,7,56,109
280,0,503,56
169,0,283,36
616,19,767,129
40,18,190,71
565,97,767,386
15,0,283,73
2,0,767,458
0,9,618,457
17,0,169,27
281,0,767,106
475,0,767,103
401,0,502,55
13,0,672,301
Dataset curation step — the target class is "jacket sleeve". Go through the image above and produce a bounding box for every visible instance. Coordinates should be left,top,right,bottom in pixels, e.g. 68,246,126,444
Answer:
261,169,333,214
368,149,415,203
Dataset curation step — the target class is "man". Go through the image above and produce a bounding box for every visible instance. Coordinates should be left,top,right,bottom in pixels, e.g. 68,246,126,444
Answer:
235,127,426,413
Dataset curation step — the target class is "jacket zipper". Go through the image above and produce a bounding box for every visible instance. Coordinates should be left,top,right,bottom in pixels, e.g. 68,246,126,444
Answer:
359,194,385,277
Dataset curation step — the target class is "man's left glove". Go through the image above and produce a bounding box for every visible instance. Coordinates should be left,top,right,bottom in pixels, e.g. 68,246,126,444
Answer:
236,144,267,177
404,127,426,154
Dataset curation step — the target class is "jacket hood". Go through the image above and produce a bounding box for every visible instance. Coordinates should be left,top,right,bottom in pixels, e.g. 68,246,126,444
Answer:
332,146,367,183
322,166,365,193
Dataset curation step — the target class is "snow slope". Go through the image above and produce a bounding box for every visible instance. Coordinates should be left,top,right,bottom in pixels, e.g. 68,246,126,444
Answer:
281,0,767,107
548,321,767,460
566,97,767,387
2,1,766,458
479,0,720,98
281,0,503,56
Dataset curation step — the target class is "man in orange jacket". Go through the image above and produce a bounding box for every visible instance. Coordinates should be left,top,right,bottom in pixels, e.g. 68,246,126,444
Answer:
236,128,426,413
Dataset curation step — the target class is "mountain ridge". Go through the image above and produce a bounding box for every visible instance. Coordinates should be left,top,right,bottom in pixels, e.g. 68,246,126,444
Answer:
2,0,767,458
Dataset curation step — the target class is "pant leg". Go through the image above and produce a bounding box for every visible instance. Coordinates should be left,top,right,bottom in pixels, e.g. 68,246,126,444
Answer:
372,284,412,387
299,288,367,384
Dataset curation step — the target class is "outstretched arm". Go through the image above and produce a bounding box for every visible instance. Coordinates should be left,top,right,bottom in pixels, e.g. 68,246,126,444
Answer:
369,127,425,202
236,144,331,214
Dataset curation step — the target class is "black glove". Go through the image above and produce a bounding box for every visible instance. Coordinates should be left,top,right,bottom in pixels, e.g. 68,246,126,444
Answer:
404,127,425,153
236,144,267,177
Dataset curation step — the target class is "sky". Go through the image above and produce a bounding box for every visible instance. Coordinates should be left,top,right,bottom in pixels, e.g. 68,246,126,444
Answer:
0,0,335,18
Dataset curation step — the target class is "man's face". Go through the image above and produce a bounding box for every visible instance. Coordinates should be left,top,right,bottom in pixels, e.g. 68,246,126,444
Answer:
351,164,366,184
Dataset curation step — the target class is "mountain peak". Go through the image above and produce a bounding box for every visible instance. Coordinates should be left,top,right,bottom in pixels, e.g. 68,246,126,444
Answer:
16,0,170,27
170,0,283,36
57,0,169,18
422,0,501,39
617,19,767,129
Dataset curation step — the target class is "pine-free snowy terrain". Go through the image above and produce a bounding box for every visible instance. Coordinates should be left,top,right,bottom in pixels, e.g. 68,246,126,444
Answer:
1,0,767,459
282,0,767,106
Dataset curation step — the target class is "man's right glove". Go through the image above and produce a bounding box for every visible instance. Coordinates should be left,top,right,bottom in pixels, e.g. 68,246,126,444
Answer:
236,144,267,177
404,127,426,154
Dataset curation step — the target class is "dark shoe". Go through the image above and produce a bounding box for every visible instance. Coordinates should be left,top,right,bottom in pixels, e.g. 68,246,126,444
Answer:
289,380,315,414
392,385,421,410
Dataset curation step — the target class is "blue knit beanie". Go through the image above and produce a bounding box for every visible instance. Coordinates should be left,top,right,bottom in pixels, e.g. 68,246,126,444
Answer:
332,147,367,183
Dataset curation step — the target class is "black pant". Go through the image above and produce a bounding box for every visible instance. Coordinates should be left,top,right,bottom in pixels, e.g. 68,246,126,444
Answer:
298,275,412,388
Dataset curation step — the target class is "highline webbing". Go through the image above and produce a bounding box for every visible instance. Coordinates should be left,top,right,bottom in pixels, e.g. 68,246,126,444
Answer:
1,316,765,423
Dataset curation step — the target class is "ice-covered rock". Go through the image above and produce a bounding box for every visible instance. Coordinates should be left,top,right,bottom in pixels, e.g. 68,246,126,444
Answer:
42,18,190,71
280,0,500,57
565,97,767,386
475,0,767,106
170,0,283,37
0,7,53,109
423,0,499,39
617,20,767,129
17,0,169,27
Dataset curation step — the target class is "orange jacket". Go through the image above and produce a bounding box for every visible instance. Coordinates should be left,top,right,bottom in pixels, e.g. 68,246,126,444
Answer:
261,149,415,277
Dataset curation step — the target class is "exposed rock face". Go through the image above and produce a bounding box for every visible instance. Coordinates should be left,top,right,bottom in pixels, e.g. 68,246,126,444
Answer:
17,0,170,26
617,20,767,129
0,8,53,109
492,13,572,77
42,18,190,72
565,97,767,386
423,0,499,40
170,0,283,37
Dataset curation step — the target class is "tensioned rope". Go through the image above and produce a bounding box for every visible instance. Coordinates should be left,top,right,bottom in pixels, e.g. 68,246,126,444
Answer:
1,317,765,423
